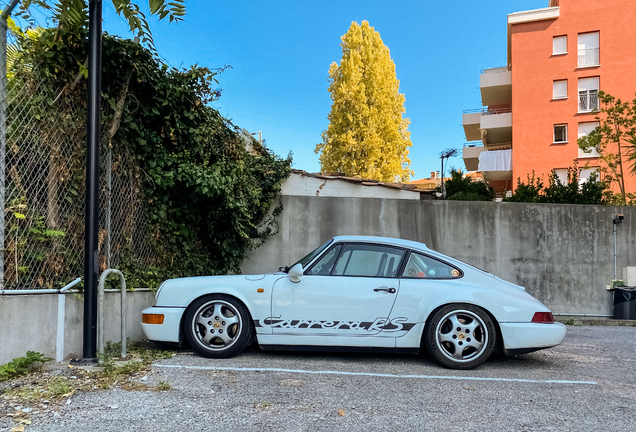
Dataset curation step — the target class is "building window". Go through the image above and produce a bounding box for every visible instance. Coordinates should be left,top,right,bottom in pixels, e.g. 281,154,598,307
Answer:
578,77,599,112
554,168,568,185
578,32,599,67
578,122,600,158
554,124,568,143
553,35,567,55
553,80,567,99
579,167,600,185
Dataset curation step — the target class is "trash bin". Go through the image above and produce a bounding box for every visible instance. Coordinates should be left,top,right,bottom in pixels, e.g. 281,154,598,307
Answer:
613,286,636,320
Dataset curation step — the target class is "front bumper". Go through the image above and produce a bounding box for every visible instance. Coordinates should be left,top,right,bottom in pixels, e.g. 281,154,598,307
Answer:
141,306,186,343
499,322,566,354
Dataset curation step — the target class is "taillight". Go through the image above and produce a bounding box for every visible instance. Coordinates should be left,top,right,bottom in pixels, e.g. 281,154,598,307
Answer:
531,312,554,324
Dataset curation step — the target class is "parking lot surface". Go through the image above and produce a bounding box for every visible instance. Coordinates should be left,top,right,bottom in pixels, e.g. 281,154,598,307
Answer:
2,326,636,431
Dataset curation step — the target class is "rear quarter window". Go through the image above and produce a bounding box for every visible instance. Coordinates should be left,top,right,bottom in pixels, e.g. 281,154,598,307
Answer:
401,252,463,279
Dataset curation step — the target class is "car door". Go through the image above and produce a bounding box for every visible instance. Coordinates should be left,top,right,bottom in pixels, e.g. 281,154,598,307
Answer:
270,243,406,347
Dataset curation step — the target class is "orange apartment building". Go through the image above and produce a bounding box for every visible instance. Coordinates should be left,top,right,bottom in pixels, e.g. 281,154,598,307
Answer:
462,0,636,194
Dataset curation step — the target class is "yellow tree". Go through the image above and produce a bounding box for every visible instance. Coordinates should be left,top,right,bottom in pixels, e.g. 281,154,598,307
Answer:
316,20,413,182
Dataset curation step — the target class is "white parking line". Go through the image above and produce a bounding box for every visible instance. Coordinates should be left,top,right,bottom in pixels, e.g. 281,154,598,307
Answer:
153,364,597,385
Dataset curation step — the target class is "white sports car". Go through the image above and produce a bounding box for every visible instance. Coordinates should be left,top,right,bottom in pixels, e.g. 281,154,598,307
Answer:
141,236,566,369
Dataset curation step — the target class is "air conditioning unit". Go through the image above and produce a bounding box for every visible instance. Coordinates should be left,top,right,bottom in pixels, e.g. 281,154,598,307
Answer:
623,267,636,286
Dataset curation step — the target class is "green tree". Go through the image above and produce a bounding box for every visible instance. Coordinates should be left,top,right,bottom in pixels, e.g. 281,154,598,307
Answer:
316,20,412,182
442,169,495,201
16,0,186,48
578,90,636,204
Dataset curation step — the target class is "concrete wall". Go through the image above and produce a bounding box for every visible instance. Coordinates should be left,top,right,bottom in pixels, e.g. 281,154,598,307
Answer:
0,290,155,365
242,196,635,315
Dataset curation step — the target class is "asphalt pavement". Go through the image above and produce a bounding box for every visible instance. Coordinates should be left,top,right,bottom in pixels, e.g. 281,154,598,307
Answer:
2,325,636,431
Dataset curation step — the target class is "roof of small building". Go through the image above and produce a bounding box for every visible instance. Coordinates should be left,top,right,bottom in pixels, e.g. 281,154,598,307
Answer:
291,169,420,192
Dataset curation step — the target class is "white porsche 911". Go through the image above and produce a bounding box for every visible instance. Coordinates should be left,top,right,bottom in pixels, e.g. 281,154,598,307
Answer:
141,236,566,369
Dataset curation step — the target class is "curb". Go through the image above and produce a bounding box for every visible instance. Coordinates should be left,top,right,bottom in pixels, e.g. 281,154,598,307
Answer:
555,316,636,327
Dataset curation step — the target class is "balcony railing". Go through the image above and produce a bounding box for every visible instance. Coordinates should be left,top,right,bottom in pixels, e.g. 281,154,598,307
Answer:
578,48,600,67
463,107,512,115
482,107,511,116
579,92,599,112
463,108,483,114
578,147,599,158
464,142,484,148
480,66,511,74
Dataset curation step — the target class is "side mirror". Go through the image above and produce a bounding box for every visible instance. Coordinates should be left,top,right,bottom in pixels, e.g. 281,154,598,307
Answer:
288,263,303,283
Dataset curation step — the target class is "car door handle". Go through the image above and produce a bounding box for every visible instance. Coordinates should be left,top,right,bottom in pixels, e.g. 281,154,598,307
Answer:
374,287,396,294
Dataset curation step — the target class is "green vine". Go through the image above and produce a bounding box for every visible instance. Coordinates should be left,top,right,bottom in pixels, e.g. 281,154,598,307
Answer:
9,26,291,289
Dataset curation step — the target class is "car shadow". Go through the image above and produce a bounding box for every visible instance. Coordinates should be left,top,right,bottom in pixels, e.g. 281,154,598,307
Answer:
151,339,560,373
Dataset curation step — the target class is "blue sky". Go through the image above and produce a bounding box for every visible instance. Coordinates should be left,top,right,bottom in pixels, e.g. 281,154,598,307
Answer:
100,0,548,180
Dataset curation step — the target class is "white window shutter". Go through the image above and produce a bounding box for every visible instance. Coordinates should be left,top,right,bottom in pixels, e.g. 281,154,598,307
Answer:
554,168,568,185
578,77,599,91
553,36,567,54
553,80,567,98
578,122,600,138
578,32,599,50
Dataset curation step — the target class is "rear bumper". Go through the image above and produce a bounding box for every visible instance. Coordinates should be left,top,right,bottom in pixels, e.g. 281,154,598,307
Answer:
141,306,186,343
499,322,566,354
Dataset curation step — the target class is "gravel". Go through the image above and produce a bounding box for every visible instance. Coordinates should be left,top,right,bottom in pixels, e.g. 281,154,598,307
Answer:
2,325,636,431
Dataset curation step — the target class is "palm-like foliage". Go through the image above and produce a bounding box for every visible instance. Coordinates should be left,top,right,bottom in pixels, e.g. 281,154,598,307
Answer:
626,131,636,175
4,15,44,76
14,0,186,48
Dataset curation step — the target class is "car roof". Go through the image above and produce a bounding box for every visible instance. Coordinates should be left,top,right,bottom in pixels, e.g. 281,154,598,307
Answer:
331,235,429,251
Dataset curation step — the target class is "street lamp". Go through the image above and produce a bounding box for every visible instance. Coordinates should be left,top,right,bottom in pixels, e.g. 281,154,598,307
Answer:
439,148,458,199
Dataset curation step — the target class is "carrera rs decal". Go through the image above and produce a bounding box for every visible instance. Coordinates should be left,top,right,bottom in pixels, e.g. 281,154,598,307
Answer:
254,316,416,333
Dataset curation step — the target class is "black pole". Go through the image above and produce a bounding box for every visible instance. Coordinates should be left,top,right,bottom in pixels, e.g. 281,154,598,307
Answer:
440,156,445,199
83,0,102,361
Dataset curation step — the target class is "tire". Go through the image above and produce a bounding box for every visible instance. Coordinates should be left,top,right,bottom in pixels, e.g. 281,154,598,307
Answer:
184,295,253,359
424,304,496,370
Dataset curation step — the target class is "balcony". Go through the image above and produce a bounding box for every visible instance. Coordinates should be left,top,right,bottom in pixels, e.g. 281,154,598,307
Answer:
480,67,512,106
578,48,599,68
462,107,513,144
462,109,481,141
463,142,484,172
481,107,512,144
478,149,513,181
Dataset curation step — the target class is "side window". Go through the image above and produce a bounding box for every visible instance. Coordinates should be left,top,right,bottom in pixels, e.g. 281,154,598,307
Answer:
333,244,405,277
305,245,342,276
401,252,462,279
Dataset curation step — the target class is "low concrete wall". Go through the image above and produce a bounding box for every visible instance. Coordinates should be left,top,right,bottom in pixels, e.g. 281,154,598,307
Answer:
242,196,634,316
0,290,155,365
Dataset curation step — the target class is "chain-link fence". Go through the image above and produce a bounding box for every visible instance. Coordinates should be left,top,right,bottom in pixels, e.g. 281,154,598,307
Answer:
0,22,158,290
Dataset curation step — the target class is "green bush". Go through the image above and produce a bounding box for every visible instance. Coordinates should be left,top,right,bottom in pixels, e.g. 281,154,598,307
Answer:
443,169,495,201
0,351,53,382
505,164,610,205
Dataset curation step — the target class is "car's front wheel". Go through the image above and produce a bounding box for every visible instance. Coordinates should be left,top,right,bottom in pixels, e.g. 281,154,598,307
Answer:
184,295,253,358
424,304,496,370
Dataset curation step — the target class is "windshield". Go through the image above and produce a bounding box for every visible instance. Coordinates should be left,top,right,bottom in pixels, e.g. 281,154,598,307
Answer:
281,239,333,272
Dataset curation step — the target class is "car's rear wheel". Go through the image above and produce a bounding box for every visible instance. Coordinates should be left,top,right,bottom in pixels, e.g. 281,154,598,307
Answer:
184,295,253,358
425,304,496,370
